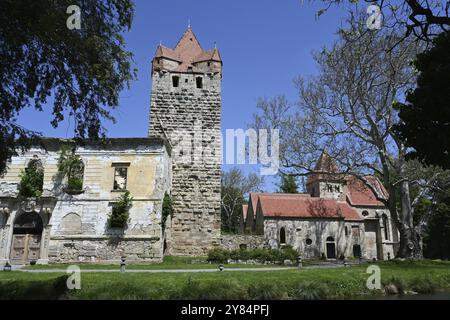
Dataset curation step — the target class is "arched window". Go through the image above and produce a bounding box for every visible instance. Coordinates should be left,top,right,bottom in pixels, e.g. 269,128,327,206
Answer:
18,158,44,197
280,227,286,244
382,214,389,240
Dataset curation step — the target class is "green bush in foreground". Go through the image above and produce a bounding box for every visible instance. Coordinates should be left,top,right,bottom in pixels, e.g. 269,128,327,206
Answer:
207,246,299,263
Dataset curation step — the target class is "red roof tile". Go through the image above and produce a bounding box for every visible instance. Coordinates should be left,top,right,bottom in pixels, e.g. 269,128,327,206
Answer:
345,175,387,207
257,194,363,221
153,27,222,72
307,151,343,185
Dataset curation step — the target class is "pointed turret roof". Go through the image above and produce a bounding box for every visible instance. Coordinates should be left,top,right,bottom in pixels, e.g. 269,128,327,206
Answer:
307,151,341,185
153,27,222,73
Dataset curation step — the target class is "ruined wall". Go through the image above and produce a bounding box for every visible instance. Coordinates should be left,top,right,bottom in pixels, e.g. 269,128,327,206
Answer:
149,71,222,256
0,139,171,264
221,234,266,251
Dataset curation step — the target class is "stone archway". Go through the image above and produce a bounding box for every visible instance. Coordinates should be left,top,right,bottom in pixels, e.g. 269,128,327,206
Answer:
10,211,43,264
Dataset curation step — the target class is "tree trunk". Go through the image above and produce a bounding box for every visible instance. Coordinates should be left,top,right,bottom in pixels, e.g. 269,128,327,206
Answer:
397,180,423,258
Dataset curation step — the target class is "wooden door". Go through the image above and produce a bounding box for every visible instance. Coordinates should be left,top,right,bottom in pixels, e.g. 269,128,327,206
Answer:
10,234,41,264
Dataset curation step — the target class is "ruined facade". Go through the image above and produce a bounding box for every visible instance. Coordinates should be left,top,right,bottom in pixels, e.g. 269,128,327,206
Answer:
0,138,171,265
149,27,222,255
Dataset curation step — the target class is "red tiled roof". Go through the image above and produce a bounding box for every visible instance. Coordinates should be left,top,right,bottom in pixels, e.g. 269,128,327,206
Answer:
153,27,222,72
345,175,387,207
307,151,343,185
257,194,363,221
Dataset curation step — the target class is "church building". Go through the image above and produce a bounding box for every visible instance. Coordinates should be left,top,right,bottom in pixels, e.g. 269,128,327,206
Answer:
242,152,399,260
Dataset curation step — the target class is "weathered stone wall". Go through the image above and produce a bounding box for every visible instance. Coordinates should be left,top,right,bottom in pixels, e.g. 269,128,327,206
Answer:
0,139,171,264
221,234,267,251
149,71,222,256
263,218,365,259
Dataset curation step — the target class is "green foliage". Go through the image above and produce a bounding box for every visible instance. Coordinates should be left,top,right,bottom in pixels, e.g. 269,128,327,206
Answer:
162,192,174,231
0,0,136,176
396,31,450,169
423,187,450,260
207,246,299,264
278,175,299,193
0,275,69,299
18,159,43,198
57,144,84,191
109,191,133,228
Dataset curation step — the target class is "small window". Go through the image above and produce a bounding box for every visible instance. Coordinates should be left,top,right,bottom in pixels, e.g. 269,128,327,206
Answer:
207,62,211,67
335,185,340,192
382,214,390,240
172,76,179,88
327,184,333,192
345,226,349,236
306,238,313,245
280,227,286,244
185,78,188,83
362,210,369,217
196,77,203,89
113,167,128,190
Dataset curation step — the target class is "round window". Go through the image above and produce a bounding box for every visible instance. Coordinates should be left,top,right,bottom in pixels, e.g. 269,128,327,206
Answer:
362,210,369,217
306,238,312,245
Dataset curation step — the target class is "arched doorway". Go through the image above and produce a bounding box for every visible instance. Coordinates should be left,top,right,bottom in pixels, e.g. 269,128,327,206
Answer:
326,236,336,259
10,212,43,264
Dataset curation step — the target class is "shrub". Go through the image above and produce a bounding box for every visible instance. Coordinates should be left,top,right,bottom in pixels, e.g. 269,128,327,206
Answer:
207,246,300,264
18,159,44,198
109,191,133,228
162,193,174,231
57,144,84,191
207,248,229,263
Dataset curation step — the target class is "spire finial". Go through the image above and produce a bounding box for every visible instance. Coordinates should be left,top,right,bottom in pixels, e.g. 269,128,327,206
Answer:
188,19,191,28
214,41,217,49
159,40,162,46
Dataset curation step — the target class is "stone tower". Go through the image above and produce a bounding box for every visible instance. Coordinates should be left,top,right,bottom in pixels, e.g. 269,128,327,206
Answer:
148,27,222,255
306,151,345,200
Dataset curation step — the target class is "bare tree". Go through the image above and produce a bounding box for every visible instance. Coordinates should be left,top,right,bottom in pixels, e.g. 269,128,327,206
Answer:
221,168,264,233
250,16,425,258
319,0,450,42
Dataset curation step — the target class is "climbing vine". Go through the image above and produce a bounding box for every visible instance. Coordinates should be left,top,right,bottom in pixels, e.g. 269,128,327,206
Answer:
109,191,133,228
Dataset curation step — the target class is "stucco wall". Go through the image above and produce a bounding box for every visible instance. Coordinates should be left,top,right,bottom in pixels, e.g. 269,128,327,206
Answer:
0,139,171,265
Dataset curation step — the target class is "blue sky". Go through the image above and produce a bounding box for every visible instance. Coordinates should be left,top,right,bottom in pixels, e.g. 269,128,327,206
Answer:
17,0,352,191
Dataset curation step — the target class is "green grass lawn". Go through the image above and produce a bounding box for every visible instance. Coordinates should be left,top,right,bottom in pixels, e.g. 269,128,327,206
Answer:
2,260,449,300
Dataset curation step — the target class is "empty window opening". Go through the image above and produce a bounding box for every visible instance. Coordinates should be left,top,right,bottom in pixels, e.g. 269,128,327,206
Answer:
196,77,203,89
172,76,179,88
113,167,128,191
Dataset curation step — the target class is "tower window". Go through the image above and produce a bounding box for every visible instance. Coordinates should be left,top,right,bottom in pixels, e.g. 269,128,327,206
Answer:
207,62,211,67
172,76,179,88
196,77,203,89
